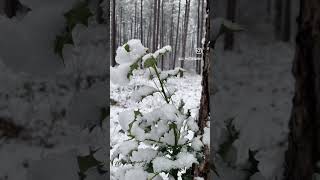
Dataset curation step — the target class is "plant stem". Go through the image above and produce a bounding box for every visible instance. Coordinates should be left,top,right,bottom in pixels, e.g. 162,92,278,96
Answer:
152,65,170,103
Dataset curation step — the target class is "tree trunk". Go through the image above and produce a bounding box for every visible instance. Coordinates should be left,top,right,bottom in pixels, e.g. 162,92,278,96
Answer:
152,0,157,51
96,0,104,24
267,0,272,18
140,0,144,44
224,0,236,50
285,0,320,179
274,0,283,40
160,0,165,70
156,0,161,50
111,0,117,67
4,0,18,18
169,0,174,69
196,0,201,74
199,0,205,74
173,0,182,69
120,7,123,44
193,0,211,179
282,0,291,42
180,0,191,77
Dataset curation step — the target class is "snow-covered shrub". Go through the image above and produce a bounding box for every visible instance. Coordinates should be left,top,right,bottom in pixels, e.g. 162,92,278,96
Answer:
111,40,207,180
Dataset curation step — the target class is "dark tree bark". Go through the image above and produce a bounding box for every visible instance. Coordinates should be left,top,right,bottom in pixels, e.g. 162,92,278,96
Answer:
274,0,283,40
111,0,117,67
160,0,165,70
134,2,137,38
140,0,144,44
199,0,205,74
152,0,157,51
180,0,191,77
285,0,320,179
120,7,123,44
4,0,18,18
96,0,104,24
173,0,182,70
156,0,161,50
282,0,291,42
193,0,211,179
169,0,175,69
196,0,201,74
267,0,272,18
224,0,236,50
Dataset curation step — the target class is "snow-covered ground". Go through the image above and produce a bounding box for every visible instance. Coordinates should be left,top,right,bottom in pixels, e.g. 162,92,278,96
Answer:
211,32,294,180
110,70,202,178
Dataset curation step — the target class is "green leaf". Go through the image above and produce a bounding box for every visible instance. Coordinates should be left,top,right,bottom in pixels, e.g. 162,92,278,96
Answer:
143,57,157,68
54,32,74,59
181,168,193,180
64,1,93,30
127,61,139,79
77,149,103,179
124,44,130,52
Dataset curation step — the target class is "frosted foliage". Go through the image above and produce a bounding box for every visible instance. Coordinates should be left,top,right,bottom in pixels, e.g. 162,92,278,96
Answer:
127,39,147,60
152,152,198,173
118,110,135,131
111,40,203,179
131,122,146,141
161,129,175,146
115,47,132,65
124,167,148,180
130,148,157,162
115,39,146,65
131,86,158,101
192,136,204,151
118,140,138,156
110,63,131,85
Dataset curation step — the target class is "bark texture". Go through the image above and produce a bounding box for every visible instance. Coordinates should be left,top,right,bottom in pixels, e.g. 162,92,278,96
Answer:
285,0,320,179
193,0,211,179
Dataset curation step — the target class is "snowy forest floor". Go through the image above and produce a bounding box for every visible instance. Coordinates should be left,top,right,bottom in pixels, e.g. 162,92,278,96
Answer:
211,32,295,179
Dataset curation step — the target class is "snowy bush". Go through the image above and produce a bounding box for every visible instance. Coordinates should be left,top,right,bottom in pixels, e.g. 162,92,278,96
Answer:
111,40,208,180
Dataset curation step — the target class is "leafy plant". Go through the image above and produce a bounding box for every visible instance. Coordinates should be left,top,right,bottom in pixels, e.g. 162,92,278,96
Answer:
54,1,93,62
110,40,209,180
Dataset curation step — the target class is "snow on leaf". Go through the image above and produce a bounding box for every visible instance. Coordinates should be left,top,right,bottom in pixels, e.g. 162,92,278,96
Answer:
124,167,148,180
130,148,158,162
118,110,135,132
131,85,158,102
143,56,157,68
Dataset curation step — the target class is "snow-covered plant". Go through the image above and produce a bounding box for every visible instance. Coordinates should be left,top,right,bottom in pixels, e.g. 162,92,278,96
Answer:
111,40,208,180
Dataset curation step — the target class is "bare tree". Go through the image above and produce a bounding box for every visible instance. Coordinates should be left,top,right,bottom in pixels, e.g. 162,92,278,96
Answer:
111,0,117,67
199,0,205,74
193,0,210,178
196,0,201,74
152,0,157,51
173,0,181,69
274,0,283,40
140,0,144,44
180,0,191,77
134,2,137,38
282,0,291,42
285,1,320,179
160,0,165,70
